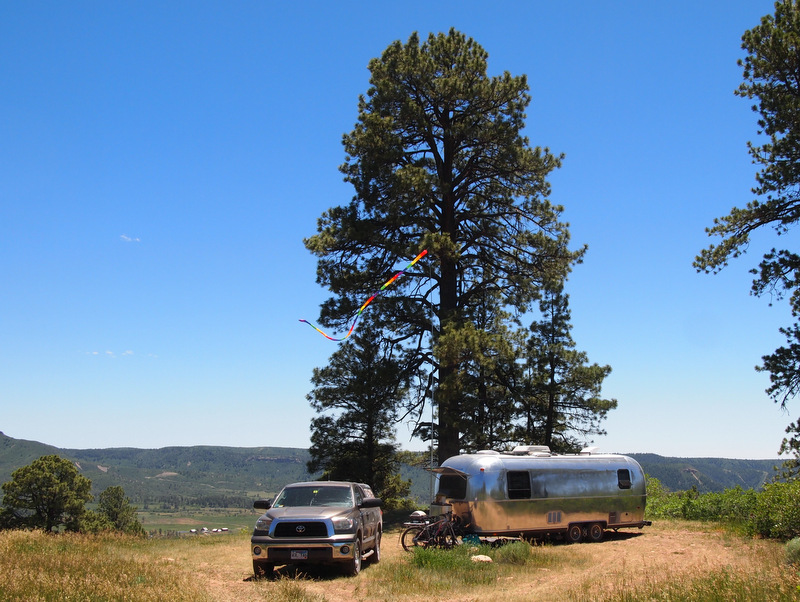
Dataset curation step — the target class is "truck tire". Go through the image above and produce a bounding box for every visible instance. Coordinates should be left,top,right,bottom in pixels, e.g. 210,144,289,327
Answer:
347,539,362,576
253,560,273,579
372,530,381,563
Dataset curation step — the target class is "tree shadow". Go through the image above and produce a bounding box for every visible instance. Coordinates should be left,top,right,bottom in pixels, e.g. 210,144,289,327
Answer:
244,563,365,582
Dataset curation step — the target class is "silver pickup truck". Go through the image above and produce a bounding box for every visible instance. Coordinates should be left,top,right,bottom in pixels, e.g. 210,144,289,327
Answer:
251,481,382,577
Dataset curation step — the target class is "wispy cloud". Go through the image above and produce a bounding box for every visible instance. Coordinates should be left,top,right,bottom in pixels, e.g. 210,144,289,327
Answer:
120,234,141,242
84,350,142,358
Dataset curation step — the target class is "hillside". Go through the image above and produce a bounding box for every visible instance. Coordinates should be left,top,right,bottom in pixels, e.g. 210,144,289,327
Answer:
627,453,780,492
0,432,317,508
0,432,784,508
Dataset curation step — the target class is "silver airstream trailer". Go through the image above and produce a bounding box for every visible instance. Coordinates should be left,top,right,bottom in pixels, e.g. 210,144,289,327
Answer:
431,446,650,542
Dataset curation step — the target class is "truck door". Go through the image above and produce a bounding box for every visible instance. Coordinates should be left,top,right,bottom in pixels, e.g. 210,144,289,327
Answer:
355,485,374,545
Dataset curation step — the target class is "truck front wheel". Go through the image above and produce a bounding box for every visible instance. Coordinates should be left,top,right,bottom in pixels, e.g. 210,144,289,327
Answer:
253,560,273,579
347,539,362,576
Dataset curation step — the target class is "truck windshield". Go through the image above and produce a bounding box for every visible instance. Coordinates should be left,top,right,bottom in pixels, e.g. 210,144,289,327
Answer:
273,486,353,508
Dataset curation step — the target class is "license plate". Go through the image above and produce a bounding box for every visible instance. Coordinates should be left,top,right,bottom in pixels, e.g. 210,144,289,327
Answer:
290,550,308,560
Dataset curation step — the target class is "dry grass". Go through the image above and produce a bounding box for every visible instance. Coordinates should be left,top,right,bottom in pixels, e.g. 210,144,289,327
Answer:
0,520,798,601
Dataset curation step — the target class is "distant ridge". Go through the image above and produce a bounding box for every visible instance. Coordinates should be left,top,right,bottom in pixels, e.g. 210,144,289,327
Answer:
627,453,781,492
0,433,783,507
0,431,316,508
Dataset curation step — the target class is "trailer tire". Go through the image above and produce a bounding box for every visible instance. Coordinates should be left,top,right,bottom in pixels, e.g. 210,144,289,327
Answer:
589,523,604,542
566,524,583,543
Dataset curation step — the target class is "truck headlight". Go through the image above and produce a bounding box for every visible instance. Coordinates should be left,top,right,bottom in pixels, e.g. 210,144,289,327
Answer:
332,517,354,532
255,516,273,531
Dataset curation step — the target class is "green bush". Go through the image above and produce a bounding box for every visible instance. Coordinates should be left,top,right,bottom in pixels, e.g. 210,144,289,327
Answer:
684,487,758,524
645,477,697,520
645,476,763,532
748,480,800,540
786,537,800,566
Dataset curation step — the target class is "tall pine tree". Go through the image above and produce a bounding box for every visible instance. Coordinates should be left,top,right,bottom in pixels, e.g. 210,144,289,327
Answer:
305,29,583,461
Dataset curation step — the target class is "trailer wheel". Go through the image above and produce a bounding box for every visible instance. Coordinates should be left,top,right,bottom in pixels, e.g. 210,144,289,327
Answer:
566,524,583,543
588,523,604,542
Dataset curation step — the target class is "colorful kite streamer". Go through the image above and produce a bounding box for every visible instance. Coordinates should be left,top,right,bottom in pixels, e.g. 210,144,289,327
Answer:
300,249,428,341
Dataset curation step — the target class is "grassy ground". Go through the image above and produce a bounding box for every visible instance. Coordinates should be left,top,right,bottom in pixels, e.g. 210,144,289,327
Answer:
138,508,256,534
0,520,798,601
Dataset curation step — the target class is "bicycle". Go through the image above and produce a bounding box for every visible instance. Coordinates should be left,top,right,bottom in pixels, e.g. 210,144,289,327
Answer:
400,511,464,551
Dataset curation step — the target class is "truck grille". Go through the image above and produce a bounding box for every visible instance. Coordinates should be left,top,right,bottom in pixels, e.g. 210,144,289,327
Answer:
274,521,329,538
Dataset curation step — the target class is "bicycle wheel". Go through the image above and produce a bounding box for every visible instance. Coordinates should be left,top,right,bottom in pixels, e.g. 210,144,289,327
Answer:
400,525,426,551
438,526,459,549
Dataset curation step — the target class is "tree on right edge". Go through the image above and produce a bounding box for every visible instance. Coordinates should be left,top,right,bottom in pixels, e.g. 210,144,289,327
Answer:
694,0,800,478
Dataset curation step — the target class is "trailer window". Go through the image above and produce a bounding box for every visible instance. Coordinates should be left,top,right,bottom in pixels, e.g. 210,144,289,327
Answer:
507,471,531,499
437,474,467,499
617,469,632,489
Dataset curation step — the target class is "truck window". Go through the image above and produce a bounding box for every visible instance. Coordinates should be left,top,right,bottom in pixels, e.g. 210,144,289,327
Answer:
507,471,531,499
617,469,632,489
437,474,467,499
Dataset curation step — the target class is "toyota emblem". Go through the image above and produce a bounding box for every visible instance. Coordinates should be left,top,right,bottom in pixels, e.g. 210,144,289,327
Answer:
295,525,306,533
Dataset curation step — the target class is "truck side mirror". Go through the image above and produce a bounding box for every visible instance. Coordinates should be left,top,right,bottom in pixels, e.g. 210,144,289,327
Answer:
253,499,272,510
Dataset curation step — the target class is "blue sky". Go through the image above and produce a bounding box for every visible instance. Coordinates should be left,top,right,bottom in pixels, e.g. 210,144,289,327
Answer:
1,0,794,459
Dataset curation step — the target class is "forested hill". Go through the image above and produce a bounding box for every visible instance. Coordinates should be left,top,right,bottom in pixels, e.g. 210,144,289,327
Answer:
627,453,781,492
0,432,783,508
0,431,315,508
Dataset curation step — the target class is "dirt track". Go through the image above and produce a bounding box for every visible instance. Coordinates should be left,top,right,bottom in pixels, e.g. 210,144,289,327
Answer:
199,521,795,601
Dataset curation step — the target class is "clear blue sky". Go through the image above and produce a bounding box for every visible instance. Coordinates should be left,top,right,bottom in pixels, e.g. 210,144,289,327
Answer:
1,0,793,459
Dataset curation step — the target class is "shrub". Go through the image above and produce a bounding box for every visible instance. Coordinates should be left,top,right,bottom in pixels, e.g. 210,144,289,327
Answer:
684,487,758,524
646,476,759,529
748,480,800,540
645,485,694,520
786,537,800,566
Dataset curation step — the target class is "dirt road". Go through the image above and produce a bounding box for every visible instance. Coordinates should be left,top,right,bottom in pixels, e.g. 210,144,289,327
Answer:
198,521,795,601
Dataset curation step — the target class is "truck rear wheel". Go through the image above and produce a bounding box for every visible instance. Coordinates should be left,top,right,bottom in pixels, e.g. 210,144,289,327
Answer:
372,530,381,563
566,524,583,543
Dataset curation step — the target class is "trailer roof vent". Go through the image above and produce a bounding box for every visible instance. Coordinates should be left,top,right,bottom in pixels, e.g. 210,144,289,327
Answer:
580,446,601,455
475,450,501,455
510,445,551,456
